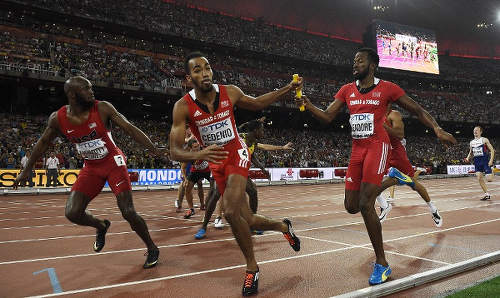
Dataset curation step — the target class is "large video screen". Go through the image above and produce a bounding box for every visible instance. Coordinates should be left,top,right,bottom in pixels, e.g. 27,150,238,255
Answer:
375,20,439,74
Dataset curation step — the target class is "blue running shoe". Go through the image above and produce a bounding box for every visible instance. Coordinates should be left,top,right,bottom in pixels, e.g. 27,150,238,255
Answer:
251,230,264,235
369,263,392,285
388,167,415,188
195,228,206,239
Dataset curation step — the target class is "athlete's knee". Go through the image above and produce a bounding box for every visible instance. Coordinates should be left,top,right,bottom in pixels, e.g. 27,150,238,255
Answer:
344,200,359,214
358,198,373,214
65,207,81,223
120,206,138,222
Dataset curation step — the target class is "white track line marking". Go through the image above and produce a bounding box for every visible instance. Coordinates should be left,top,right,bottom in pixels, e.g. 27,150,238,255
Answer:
300,235,451,265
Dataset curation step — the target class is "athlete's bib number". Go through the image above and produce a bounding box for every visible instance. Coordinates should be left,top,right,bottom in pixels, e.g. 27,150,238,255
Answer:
114,155,126,167
473,146,484,157
350,113,374,139
238,148,249,161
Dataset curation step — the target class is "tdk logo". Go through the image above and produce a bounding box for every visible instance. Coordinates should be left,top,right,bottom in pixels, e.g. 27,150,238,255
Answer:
201,119,230,132
351,114,372,121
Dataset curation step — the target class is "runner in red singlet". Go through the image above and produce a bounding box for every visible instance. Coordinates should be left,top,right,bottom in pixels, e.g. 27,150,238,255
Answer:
295,48,456,285
14,76,163,269
375,108,443,227
169,52,302,296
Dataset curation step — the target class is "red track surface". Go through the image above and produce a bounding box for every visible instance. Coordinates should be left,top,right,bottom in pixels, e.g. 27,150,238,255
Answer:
0,177,499,297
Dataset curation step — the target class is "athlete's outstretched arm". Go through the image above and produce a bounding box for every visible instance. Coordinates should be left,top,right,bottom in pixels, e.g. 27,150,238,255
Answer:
257,142,293,151
99,101,161,153
250,153,270,178
13,112,59,187
297,95,345,124
383,110,404,139
227,77,302,111
395,94,456,146
169,99,228,163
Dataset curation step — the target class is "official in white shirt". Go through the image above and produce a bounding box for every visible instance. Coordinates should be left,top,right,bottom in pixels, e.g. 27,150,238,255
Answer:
46,152,60,187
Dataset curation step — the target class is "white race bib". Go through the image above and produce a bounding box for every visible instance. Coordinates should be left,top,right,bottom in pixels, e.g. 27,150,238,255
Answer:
199,118,235,146
349,113,374,139
113,155,126,166
472,146,484,157
75,138,109,160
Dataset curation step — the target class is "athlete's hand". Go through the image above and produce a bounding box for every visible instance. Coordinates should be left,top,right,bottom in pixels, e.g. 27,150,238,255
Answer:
289,76,303,91
282,142,294,150
435,128,457,147
198,145,228,164
489,161,493,167
464,157,470,163
13,170,30,190
294,95,311,110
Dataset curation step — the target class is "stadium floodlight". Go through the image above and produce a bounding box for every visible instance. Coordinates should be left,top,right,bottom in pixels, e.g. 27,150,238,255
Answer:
497,10,500,22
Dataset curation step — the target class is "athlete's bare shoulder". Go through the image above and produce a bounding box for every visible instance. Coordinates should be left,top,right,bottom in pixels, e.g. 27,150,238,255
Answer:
47,111,61,131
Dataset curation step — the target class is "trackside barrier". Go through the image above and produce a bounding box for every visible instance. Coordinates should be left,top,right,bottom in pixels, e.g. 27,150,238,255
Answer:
1,172,495,196
334,250,500,298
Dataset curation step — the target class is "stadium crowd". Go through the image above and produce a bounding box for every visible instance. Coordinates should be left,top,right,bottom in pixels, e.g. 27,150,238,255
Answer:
1,113,498,174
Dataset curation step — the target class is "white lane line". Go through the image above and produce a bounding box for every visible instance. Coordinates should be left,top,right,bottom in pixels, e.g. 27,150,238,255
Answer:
2,212,498,266
27,218,493,298
300,235,450,265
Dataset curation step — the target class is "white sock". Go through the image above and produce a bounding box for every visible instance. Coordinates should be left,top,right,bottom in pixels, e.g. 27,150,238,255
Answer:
427,201,437,213
485,192,490,197
377,195,388,209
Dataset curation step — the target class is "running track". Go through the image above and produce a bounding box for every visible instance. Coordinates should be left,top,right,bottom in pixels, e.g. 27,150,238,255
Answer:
0,177,499,297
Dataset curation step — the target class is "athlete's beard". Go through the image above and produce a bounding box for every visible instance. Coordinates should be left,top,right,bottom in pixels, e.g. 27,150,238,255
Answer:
354,67,369,81
193,80,214,93
75,92,95,109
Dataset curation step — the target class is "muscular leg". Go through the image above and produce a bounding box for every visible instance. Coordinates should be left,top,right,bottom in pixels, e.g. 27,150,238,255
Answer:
486,173,494,183
185,180,196,209
359,182,388,267
222,174,258,271
201,186,221,229
176,180,186,209
197,180,205,209
344,189,361,214
116,190,157,250
246,178,258,214
223,174,288,272
412,176,431,203
65,191,106,230
476,172,488,193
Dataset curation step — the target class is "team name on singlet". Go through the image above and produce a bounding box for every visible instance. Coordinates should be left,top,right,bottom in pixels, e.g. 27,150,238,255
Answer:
75,138,109,160
195,110,230,126
349,113,374,139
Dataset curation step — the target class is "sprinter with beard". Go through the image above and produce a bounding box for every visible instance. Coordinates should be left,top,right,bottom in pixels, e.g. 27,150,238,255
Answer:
295,48,456,285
